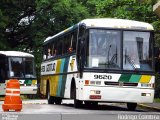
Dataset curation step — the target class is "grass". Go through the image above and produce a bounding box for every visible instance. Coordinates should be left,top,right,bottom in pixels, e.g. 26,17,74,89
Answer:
154,98,160,103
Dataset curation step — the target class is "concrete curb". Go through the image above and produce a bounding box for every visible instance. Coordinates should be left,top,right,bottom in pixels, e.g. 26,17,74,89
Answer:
138,104,160,111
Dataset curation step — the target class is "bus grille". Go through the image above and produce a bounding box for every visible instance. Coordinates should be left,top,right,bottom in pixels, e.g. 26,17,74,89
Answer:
104,81,138,86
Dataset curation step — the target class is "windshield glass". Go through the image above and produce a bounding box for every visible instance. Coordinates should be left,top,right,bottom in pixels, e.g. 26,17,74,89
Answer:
85,29,153,72
9,57,36,78
86,29,121,69
123,31,152,71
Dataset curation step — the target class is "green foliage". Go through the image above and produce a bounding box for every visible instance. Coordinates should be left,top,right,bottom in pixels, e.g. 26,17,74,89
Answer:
155,74,160,98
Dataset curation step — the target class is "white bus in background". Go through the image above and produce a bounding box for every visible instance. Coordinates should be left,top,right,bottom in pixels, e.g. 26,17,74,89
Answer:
40,18,155,111
0,51,37,95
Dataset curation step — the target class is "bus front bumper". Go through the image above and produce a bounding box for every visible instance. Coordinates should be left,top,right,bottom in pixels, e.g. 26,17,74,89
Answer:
81,86,154,103
20,86,37,94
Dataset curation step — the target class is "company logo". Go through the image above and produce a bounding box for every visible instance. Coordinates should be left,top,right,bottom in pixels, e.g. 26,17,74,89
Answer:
41,63,56,73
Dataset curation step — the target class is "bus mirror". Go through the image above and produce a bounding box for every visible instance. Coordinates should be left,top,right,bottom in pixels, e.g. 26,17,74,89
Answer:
10,71,14,77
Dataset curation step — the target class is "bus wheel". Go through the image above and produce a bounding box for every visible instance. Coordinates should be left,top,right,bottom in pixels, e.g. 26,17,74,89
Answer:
47,84,55,104
27,94,35,99
127,103,137,111
72,86,82,108
85,101,98,107
55,97,62,105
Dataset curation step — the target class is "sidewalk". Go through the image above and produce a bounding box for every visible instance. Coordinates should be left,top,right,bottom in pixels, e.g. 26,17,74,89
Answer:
138,102,160,111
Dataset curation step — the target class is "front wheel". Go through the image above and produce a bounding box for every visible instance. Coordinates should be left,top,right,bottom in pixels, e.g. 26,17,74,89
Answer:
127,103,137,111
72,85,82,108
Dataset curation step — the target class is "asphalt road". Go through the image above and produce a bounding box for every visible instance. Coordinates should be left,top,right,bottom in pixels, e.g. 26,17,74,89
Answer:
0,100,160,120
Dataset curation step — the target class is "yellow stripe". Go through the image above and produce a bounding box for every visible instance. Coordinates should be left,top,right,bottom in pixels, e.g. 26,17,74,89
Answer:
56,59,61,73
32,80,37,85
50,76,58,96
40,76,47,95
139,75,151,83
41,60,62,97
50,59,61,96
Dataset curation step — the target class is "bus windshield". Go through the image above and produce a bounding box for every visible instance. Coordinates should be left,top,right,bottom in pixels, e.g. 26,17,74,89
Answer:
86,29,153,71
9,57,36,78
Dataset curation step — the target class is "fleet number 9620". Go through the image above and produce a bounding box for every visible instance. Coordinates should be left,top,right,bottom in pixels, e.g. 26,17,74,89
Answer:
94,75,112,80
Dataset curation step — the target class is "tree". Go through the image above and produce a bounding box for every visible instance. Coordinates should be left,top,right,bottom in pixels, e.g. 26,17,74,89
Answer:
0,2,9,50
0,0,36,50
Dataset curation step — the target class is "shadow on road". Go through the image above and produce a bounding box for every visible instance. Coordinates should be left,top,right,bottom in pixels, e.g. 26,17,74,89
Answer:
62,103,147,112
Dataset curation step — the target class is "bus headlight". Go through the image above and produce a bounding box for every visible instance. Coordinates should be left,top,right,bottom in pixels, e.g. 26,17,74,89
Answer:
141,93,151,96
90,90,101,95
141,83,154,88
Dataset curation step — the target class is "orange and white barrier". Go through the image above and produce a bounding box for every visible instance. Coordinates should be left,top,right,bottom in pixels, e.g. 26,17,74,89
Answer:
2,79,22,112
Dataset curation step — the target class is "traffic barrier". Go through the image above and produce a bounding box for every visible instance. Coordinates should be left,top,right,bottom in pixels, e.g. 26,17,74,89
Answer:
2,79,22,112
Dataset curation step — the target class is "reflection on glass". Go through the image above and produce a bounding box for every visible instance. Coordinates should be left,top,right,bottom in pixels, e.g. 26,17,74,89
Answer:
9,57,36,78
86,29,121,69
84,29,153,72
9,57,24,77
123,31,152,71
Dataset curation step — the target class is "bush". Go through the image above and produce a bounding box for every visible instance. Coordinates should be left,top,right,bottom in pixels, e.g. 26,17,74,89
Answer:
155,73,160,98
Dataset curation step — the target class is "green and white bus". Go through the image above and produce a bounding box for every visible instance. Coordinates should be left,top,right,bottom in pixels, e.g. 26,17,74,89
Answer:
0,51,37,95
40,18,155,110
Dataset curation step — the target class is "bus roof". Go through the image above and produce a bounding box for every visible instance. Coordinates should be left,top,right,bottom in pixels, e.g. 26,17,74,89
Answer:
44,18,154,43
0,51,34,57
80,18,153,30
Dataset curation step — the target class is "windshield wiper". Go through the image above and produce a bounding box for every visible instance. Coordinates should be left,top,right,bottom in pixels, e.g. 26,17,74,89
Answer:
106,45,112,68
125,55,139,70
124,48,138,70
110,46,117,64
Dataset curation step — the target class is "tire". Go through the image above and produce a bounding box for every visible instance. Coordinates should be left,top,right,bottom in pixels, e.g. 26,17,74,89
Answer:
92,101,98,106
27,94,35,99
72,85,82,108
127,103,137,111
47,83,55,104
54,97,62,105
84,101,98,107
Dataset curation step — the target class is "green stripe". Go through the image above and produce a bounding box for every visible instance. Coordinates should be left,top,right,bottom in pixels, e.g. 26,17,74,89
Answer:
119,74,132,82
61,57,70,97
24,80,32,84
57,59,65,97
129,75,141,83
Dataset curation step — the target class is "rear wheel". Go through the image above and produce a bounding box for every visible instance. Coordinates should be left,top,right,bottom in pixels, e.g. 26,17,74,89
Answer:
84,101,98,107
127,103,137,111
54,97,62,105
27,94,35,99
47,83,55,104
92,101,98,106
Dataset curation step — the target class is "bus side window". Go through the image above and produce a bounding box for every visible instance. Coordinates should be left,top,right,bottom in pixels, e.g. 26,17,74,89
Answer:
68,31,77,53
61,37,65,55
68,34,74,53
72,30,77,51
56,38,63,55
48,48,52,58
65,34,71,54
64,36,69,54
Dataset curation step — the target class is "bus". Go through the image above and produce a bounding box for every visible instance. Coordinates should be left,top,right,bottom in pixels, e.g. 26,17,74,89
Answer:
40,18,155,110
0,51,37,95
